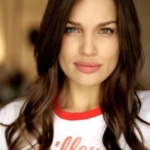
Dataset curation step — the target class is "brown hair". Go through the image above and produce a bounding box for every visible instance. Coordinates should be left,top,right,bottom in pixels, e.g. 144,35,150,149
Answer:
4,0,150,150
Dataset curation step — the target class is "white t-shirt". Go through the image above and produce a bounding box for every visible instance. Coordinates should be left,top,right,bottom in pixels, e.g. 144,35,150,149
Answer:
0,90,150,150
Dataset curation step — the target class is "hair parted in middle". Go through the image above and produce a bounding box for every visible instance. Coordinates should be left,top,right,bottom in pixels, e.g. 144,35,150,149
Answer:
5,0,149,150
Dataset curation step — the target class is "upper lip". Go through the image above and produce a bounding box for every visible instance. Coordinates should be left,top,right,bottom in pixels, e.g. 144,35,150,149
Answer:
74,61,101,67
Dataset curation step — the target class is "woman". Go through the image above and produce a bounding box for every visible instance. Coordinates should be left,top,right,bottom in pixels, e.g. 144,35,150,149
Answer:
0,0,150,149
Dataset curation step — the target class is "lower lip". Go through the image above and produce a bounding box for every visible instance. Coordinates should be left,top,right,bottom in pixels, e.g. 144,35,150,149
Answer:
75,64,100,74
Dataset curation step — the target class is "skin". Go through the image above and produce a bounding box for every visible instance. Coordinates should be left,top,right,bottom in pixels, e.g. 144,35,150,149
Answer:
58,0,119,112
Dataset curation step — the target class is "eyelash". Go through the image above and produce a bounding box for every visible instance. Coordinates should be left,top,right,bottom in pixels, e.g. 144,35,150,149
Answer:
99,28,114,35
65,27,115,35
65,27,79,33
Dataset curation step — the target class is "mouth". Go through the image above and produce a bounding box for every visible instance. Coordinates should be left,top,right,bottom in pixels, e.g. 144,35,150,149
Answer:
74,62,101,74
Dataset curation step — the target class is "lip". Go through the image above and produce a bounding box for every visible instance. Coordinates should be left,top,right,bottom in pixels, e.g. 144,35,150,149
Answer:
74,62,101,74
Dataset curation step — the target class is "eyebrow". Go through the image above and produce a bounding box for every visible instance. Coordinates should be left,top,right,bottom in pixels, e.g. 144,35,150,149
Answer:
67,20,117,27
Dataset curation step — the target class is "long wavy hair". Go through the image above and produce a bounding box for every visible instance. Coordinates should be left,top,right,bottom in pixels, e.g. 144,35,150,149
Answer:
4,0,150,149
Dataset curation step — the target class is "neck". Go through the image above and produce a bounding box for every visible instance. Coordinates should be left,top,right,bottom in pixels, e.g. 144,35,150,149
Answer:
59,80,101,112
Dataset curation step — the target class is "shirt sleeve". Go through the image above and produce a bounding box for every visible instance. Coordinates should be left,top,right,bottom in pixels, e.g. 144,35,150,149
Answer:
137,90,150,149
0,100,25,150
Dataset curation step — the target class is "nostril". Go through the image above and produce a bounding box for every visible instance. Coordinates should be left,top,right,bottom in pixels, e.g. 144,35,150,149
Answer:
79,44,97,56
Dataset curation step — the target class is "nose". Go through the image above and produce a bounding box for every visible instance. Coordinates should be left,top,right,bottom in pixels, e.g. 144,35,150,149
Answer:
79,33,97,56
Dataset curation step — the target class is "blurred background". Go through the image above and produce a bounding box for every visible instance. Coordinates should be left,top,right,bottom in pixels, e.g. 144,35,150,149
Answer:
0,0,150,107
0,0,47,107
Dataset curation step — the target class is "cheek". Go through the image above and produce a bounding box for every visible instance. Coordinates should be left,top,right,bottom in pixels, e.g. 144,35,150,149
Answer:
101,50,119,61
59,41,74,70
107,51,119,70
59,48,73,65
101,50,119,81
100,39,120,72
59,39,70,62
59,36,80,63
100,39,119,61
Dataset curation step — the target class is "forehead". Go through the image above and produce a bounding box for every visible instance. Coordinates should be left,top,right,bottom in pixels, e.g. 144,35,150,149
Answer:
69,0,116,22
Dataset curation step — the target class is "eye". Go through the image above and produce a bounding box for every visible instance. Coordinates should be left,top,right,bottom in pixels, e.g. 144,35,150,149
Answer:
99,28,114,35
65,27,78,33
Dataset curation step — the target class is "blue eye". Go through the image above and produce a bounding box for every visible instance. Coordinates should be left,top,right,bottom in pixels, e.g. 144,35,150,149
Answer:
100,28,114,35
65,27,78,33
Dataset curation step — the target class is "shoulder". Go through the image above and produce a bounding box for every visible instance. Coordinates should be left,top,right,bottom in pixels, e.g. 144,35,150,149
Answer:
136,90,150,148
0,98,26,124
137,90,150,101
0,99,26,150
137,90,150,122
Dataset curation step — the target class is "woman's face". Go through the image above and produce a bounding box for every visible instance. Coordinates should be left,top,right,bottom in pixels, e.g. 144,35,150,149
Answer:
59,0,119,87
